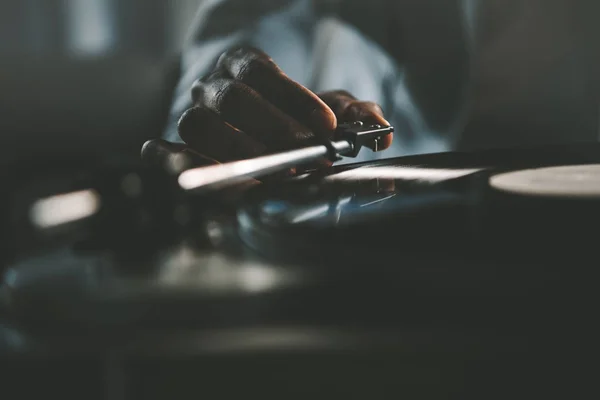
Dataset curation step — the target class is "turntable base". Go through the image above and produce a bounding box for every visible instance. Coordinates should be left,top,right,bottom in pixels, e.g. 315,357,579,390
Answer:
3,142,600,398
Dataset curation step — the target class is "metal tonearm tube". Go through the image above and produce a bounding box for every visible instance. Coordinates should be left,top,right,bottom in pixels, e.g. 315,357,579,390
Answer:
176,122,394,193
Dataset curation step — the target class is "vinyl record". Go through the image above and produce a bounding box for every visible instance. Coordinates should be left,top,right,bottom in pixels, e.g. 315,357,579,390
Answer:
6,143,600,348
237,142,600,263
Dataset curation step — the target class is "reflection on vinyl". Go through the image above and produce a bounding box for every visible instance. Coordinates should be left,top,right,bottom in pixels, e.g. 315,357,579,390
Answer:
6,142,600,335
236,143,600,261
237,162,481,261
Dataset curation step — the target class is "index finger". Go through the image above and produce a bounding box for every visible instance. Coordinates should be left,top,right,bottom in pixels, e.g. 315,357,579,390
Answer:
217,47,337,136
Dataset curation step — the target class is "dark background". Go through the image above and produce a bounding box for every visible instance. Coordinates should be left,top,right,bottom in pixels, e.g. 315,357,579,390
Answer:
0,0,200,165
2,0,600,167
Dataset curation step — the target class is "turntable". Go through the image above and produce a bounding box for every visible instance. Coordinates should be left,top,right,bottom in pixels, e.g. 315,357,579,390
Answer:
2,134,600,398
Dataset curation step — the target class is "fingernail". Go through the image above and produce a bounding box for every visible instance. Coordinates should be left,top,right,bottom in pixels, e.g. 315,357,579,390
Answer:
371,104,390,126
372,112,390,126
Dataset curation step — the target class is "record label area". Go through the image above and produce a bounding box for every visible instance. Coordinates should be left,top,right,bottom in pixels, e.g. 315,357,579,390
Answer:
490,164,600,197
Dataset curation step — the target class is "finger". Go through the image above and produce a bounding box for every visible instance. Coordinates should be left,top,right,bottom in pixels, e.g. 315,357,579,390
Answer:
344,101,393,150
177,106,267,162
192,68,232,102
217,47,337,138
141,138,219,174
192,76,329,158
318,90,357,118
143,138,262,194
319,90,390,125
319,91,393,150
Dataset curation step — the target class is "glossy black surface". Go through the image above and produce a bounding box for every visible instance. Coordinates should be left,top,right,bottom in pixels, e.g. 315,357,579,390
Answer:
4,143,600,325
239,142,600,262
3,143,600,398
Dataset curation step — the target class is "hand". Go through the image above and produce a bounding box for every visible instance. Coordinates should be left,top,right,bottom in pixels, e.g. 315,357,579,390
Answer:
177,47,392,167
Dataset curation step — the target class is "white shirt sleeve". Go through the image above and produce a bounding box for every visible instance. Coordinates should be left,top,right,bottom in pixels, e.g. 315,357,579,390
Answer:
164,0,453,161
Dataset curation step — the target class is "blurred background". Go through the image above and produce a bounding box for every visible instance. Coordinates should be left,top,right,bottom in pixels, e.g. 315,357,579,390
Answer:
1,3,599,398
0,0,201,165
2,0,599,166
